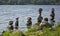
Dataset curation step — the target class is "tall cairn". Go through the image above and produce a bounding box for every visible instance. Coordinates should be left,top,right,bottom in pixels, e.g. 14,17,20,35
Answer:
8,21,13,31
50,8,55,26
26,17,32,29
15,17,19,30
37,8,43,23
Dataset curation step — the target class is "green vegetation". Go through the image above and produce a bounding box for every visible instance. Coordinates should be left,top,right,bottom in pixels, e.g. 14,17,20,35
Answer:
1,30,24,36
0,0,60,5
24,24,60,36
1,23,60,36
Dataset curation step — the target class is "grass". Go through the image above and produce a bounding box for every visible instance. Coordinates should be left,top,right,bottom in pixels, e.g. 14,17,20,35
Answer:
1,30,24,36
1,23,60,36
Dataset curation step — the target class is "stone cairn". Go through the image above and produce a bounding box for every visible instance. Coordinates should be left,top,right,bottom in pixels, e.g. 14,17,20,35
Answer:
31,8,43,29
26,17,32,29
8,21,13,31
15,17,19,30
50,8,55,26
37,8,43,25
7,8,55,31
38,18,48,30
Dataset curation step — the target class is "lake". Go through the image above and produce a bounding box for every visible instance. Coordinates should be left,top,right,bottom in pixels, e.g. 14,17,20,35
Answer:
0,5,60,33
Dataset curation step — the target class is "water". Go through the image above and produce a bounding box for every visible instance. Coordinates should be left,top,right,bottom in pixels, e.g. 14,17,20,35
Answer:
0,5,60,33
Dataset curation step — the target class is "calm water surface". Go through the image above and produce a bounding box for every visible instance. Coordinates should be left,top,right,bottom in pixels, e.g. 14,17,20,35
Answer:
0,5,60,33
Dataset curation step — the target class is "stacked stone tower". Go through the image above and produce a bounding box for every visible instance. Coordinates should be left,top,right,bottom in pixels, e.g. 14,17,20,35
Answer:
8,21,13,31
37,8,43,23
15,17,19,29
50,8,55,26
26,17,32,29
